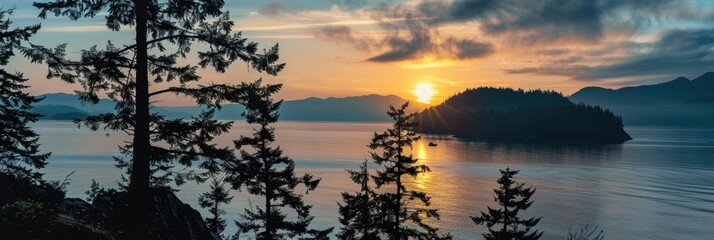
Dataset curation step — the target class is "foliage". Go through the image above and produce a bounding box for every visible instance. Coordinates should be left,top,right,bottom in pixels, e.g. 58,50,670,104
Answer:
568,225,604,240
23,1,284,237
471,168,543,240
84,179,107,203
337,160,381,240
417,87,631,143
198,176,233,235
0,172,66,239
24,0,284,187
0,199,57,239
225,81,332,239
0,8,49,180
368,102,451,240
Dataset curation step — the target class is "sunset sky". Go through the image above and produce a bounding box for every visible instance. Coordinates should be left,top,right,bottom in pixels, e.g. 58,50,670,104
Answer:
4,0,714,106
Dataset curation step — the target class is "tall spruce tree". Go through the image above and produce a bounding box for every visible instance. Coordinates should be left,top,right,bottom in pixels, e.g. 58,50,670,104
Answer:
0,9,49,180
198,175,233,235
23,1,284,238
471,168,543,240
226,80,332,239
369,102,451,240
337,160,381,240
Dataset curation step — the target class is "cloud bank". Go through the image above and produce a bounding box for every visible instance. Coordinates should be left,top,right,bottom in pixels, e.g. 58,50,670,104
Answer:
308,0,714,80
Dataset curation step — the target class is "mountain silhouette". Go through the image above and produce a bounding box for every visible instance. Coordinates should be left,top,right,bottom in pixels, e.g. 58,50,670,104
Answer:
570,72,714,126
417,87,631,143
33,105,89,120
39,93,116,113
34,93,427,122
280,94,427,121
570,72,714,105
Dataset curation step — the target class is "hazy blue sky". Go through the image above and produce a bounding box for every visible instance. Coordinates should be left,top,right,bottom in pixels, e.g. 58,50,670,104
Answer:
3,0,714,105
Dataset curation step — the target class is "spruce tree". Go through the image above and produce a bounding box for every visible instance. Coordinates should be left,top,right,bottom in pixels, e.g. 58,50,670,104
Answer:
226,81,332,239
0,9,49,180
471,168,543,240
369,102,451,240
337,160,381,240
23,1,284,238
198,176,233,235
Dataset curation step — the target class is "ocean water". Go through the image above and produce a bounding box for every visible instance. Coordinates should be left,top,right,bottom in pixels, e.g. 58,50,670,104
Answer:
34,121,714,239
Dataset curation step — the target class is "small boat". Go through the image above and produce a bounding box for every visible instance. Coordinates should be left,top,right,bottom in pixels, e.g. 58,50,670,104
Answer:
428,142,438,147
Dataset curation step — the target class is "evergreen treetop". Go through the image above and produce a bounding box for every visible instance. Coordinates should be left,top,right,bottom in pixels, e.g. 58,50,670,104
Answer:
226,80,332,240
23,1,285,238
472,168,543,240
0,8,49,180
368,102,451,240
198,176,233,235
337,160,381,240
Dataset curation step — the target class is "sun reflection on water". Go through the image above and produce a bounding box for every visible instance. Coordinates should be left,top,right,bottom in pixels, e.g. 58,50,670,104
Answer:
414,140,431,190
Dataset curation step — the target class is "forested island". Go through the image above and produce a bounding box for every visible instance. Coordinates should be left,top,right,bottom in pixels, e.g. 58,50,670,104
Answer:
416,87,632,143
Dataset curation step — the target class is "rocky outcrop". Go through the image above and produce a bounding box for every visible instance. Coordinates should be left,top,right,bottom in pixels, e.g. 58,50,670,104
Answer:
64,190,219,240
0,173,218,240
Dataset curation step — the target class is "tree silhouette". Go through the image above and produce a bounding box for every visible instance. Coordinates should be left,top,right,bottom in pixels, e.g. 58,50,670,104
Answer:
0,9,49,180
369,102,451,240
471,168,543,240
567,225,604,240
23,1,284,238
198,176,233,235
337,160,381,240
225,81,332,239
417,87,631,143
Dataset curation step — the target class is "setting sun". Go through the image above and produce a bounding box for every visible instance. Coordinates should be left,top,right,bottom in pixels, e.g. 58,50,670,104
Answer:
3,1,711,239
413,83,436,104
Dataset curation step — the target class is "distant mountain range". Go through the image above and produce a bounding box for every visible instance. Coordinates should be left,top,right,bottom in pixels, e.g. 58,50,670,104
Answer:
33,71,714,126
33,93,427,122
570,72,714,126
417,88,631,143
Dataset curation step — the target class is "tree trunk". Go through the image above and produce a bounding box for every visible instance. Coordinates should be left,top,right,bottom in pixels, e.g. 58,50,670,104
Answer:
128,0,151,239
265,189,272,239
395,122,402,240
502,187,509,238
213,200,219,233
263,137,273,239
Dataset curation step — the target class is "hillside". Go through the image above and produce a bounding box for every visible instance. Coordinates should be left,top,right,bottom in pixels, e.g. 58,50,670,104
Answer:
33,105,89,120
39,93,116,113
34,93,426,122
279,94,426,121
570,72,714,105
569,72,714,126
417,87,631,143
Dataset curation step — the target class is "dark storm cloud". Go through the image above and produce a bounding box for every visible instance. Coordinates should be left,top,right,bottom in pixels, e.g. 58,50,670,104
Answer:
449,38,494,59
259,2,288,16
440,0,711,41
504,65,591,76
367,36,493,62
445,0,691,40
321,0,712,64
316,26,374,52
329,0,393,10
315,7,495,63
257,1,307,16
537,49,572,56
313,0,714,82
362,13,494,62
581,28,714,79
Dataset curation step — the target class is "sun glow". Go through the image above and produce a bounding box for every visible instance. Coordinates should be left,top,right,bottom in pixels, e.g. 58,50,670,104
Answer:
414,141,430,190
413,83,436,104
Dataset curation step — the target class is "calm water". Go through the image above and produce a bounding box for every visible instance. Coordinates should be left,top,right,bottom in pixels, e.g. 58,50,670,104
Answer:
34,121,714,239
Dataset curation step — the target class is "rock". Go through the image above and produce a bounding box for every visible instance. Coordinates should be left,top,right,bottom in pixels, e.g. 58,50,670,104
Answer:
86,189,219,240
1,173,111,240
1,173,218,240
0,173,64,206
